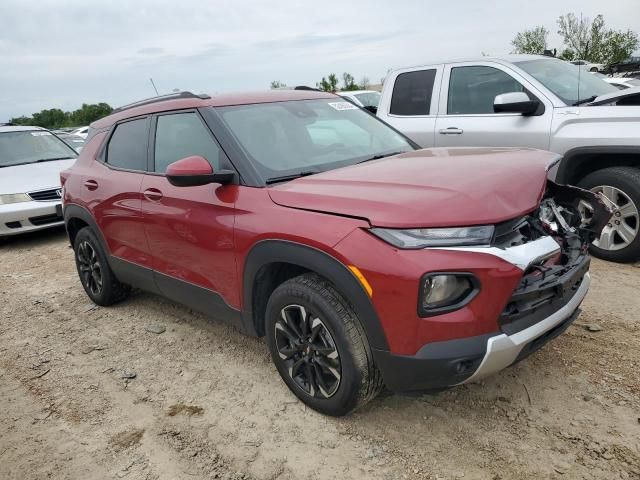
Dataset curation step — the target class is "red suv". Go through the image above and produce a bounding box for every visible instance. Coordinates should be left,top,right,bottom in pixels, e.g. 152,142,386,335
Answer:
61,90,609,416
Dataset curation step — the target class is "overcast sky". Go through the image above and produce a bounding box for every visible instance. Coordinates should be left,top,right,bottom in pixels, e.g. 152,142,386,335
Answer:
1,0,639,121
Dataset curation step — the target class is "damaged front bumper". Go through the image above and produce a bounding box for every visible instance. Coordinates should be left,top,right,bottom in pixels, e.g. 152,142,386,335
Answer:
374,182,610,392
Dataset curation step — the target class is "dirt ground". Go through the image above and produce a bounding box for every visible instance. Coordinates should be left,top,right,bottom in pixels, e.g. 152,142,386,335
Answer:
1,227,639,480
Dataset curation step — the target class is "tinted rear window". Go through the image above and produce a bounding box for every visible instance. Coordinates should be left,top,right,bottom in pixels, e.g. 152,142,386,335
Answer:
106,118,148,171
390,69,436,115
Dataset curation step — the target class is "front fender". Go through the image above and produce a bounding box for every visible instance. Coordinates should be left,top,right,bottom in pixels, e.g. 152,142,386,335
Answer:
241,239,389,350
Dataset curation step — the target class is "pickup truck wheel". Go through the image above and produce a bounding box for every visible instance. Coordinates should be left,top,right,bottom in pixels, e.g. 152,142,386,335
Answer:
73,227,131,306
578,167,640,262
265,273,383,416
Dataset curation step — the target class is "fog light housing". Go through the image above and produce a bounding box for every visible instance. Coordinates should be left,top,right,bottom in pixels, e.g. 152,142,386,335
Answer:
419,273,479,316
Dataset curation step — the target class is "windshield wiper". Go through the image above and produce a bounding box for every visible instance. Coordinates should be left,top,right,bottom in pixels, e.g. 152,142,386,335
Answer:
0,156,75,168
572,95,598,106
34,156,75,163
357,151,406,164
265,170,319,184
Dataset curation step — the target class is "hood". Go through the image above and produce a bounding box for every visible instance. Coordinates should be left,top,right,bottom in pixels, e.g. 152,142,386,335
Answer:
268,148,559,228
0,159,76,195
589,86,640,106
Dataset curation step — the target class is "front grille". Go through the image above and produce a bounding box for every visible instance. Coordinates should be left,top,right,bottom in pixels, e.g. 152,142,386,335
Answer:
28,213,63,226
492,215,545,249
28,188,61,201
499,255,589,335
5,221,21,229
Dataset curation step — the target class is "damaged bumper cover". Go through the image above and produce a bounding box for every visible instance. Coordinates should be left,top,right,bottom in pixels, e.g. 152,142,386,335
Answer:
375,182,611,392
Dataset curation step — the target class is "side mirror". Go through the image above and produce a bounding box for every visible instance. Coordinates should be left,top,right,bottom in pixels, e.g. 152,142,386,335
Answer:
363,105,378,114
166,155,234,187
493,92,540,115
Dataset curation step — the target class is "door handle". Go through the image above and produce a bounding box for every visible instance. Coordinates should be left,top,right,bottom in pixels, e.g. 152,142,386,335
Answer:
84,179,98,190
438,127,464,135
143,188,163,201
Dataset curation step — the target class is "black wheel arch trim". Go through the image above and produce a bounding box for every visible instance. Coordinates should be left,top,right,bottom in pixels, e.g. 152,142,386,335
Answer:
63,203,110,254
556,146,640,185
242,239,389,350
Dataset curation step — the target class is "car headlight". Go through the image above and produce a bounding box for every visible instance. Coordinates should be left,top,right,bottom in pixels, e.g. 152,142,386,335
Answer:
419,273,479,316
0,193,31,205
370,225,494,249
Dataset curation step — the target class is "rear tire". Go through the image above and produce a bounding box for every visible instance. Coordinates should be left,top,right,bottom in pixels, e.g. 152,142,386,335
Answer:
73,227,130,306
265,273,383,416
578,167,640,262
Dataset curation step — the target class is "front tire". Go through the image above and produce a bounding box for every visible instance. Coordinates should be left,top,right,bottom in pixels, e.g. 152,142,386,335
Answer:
73,227,130,305
578,167,640,262
265,273,382,416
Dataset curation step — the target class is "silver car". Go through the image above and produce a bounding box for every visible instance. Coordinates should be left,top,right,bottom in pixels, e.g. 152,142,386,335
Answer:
0,125,77,237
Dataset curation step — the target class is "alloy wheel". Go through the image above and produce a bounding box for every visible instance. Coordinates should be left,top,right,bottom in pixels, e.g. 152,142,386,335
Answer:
274,304,341,399
585,185,639,251
77,241,103,296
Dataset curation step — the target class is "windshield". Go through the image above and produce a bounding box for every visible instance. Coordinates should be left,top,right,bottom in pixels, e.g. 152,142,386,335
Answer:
0,130,77,167
354,92,381,108
515,58,619,105
217,99,414,181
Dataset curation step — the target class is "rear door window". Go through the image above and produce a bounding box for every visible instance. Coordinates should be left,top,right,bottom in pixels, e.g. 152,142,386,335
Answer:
390,69,437,115
106,118,149,171
153,112,222,173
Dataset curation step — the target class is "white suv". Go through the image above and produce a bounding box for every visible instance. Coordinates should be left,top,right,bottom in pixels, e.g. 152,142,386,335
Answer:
0,125,78,237
377,54,640,262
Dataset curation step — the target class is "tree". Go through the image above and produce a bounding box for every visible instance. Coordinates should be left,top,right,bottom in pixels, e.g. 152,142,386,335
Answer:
270,80,286,89
341,72,358,91
557,13,639,65
511,26,548,54
359,76,370,89
9,103,113,129
317,73,338,92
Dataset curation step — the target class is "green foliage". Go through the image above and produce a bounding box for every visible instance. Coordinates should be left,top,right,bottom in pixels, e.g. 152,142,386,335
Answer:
9,103,113,129
317,73,339,92
342,72,359,91
511,26,548,54
556,13,639,66
558,48,576,61
270,80,286,89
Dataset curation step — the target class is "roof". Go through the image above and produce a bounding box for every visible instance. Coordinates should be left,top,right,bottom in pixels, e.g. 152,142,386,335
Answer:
389,54,553,73
0,125,45,133
92,89,338,130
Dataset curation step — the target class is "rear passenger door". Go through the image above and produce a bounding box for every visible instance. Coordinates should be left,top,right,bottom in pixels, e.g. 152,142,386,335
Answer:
140,110,240,320
434,62,552,149
379,65,443,147
88,116,152,270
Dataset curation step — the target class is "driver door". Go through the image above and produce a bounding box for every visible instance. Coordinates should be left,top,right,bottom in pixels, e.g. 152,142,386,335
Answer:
140,110,240,321
434,62,552,150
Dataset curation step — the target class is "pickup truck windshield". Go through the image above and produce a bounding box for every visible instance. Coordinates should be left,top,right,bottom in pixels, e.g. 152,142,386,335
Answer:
354,92,381,108
515,58,619,106
217,99,414,181
0,130,77,167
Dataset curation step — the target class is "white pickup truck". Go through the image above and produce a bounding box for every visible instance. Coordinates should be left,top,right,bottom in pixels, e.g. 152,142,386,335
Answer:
377,54,640,262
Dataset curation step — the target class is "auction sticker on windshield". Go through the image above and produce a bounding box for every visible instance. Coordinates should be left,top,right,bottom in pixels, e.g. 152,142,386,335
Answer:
30,132,52,136
328,102,358,111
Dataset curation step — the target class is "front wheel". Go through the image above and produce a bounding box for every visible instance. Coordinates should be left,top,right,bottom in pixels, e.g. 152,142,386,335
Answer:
265,273,383,416
578,167,640,262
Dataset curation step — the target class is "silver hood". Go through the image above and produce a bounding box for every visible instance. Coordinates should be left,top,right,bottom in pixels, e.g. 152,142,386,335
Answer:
589,86,640,106
0,159,76,195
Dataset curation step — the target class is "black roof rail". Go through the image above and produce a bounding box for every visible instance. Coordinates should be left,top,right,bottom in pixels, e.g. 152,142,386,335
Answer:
112,91,211,114
294,85,323,92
